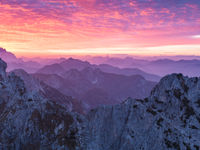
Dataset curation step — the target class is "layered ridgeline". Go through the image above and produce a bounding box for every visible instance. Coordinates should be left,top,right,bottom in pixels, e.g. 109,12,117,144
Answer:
37,57,160,82
0,58,200,149
34,67,156,110
89,56,200,77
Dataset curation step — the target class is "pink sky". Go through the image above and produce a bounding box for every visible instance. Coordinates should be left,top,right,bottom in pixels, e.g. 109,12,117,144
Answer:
0,0,200,57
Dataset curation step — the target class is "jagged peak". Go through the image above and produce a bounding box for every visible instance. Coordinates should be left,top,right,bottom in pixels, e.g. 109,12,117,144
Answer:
153,73,186,90
149,73,200,103
0,47,6,53
61,57,90,65
0,47,17,59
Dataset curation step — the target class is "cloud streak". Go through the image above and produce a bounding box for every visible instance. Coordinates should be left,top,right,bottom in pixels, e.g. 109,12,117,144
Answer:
0,0,200,56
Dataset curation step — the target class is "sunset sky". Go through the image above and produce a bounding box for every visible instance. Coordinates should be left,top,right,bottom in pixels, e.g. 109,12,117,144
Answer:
0,0,200,57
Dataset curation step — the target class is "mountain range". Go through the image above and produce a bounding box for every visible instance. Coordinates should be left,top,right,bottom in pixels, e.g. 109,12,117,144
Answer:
33,58,158,110
0,58,200,149
37,57,160,82
0,48,160,81
3,47,200,78
0,49,157,111
88,56,200,77
35,66,156,110
145,59,200,77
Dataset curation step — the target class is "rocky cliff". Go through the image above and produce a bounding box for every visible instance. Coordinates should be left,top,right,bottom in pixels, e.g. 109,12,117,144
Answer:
85,74,200,149
0,58,85,149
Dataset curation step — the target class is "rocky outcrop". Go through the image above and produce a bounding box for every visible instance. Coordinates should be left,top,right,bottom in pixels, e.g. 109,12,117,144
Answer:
84,73,200,149
0,59,86,149
0,58,200,150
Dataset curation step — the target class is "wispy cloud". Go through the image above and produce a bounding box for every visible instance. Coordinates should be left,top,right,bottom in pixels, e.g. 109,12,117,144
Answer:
0,0,200,56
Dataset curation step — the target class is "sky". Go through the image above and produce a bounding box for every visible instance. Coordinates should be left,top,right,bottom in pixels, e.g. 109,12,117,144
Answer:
0,0,200,57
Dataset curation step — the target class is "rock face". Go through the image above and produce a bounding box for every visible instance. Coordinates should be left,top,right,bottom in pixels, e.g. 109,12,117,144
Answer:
0,59,85,149
84,74,200,150
0,58,200,150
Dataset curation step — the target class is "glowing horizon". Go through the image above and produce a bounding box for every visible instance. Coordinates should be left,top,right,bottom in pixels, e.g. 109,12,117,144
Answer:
0,0,200,57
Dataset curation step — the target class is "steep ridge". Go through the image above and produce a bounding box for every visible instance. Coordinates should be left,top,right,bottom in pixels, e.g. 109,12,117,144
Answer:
0,58,200,149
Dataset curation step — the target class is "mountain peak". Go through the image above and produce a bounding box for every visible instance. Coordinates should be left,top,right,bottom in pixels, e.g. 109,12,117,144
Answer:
59,57,91,71
63,57,86,62
152,73,185,92
149,73,199,104
0,47,17,62
62,57,89,64
0,47,6,53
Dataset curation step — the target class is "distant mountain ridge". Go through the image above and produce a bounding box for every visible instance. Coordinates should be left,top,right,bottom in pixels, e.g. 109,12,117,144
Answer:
145,58,200,76
97,63,160,81
2,47,200,78
35,66,156,110
37,57,160,82
88,56,200,77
